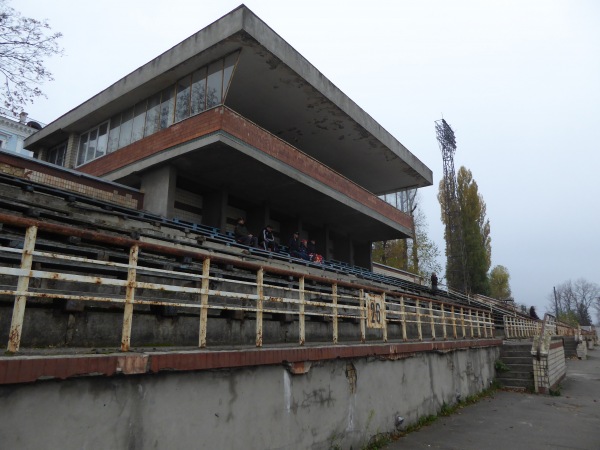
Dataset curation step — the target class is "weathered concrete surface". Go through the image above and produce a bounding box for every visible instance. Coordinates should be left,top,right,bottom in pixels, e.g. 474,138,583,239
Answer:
0,346,498,449
388,349,600,450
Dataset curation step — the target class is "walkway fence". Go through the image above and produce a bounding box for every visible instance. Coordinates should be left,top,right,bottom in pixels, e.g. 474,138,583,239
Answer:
503,312,579,339
1,222,496,353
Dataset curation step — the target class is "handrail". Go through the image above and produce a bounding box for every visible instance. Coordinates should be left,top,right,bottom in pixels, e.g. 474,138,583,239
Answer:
1,224,495,353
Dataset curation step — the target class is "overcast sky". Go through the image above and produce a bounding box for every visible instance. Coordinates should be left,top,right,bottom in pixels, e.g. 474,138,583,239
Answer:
16,0,600,316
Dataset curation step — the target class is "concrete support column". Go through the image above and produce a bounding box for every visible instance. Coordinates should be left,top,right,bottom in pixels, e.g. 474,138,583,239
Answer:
331,232,351,263
280,218,299,248
323,225,333,261
248,205,269,239
64,133,80,169
353,242,372,269
312,226,328,259
141,165,177,219
203,190,228,232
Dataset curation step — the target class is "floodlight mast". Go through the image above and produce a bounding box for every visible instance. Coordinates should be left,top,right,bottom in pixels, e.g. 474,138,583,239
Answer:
435,119,468,293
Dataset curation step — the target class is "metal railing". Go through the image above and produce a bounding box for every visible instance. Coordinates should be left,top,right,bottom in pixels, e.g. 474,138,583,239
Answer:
503,312,579,339
1,224,495,353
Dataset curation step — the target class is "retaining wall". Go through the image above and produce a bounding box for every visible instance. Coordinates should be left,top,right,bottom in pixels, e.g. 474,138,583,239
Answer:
0,343,499,449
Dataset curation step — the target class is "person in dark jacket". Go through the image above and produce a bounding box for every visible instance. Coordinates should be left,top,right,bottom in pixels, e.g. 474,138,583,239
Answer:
234,218,258,248
529,306,540,320
260,225,278,252
431,272,438,293
289,232,309,260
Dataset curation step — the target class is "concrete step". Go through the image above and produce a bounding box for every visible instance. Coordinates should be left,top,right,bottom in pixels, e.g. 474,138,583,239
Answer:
500,350,532,358
496,369,533,380
501,347,531,353
501,356,532,365
497,377,534,390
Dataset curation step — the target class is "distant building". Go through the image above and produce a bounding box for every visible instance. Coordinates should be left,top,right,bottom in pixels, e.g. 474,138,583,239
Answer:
0,109,42,158
23,5,432,268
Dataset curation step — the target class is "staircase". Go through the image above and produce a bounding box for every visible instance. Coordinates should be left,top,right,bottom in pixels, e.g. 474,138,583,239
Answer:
562,336,578,358
496,340,534,391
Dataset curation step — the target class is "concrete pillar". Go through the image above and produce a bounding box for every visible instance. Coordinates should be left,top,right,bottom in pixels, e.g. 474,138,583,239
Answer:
203,190,228,232
311,226,328,259
323,225,333,261
141,165,177,219
353,241,372,269
65,133,80,169
280,217,301,248
333,233,351,263
248,205,269,238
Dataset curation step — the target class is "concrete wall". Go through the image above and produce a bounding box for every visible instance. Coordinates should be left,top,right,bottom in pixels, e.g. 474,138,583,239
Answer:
532,340,566,394
0,346,498,449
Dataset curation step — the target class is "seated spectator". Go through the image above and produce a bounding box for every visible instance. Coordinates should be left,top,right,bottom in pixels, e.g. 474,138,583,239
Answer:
234,217,258,248
289,232,309,260
260,225,279,252
529,306,539,320
299,240,311,261
307,238,323,263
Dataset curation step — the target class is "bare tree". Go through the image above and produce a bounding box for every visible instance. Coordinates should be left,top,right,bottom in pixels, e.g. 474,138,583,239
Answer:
549,279,599,326
0,0,63,114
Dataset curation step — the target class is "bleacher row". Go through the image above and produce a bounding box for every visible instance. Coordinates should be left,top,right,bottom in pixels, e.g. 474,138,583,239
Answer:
0,170,519,322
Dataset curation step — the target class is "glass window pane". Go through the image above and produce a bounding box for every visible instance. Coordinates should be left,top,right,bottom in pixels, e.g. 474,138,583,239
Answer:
206,60,223,108
175,76,191,122
160,86,175,129
96,123,108,158
191,67,207,115
86,129,98,162
223,52,239,99
77,133,89,166
56,143,66,166
108,114,121,153
145,93,161,136
132,101,147,143
118,107,134,148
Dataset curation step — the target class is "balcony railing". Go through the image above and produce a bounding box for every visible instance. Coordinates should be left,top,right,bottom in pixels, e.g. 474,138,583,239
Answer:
1,222,495,353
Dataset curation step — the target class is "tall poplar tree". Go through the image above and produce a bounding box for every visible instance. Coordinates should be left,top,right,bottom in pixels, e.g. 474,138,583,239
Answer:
438,166,491,295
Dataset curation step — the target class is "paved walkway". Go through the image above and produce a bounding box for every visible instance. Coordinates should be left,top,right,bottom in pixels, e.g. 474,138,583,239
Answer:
388,348,600,450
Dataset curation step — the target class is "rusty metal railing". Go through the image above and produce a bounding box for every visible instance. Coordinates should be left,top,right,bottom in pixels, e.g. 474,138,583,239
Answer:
503,312,580,339
1,224,495,352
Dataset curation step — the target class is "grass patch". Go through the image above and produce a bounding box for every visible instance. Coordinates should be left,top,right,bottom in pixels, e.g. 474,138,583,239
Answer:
495,359,510,372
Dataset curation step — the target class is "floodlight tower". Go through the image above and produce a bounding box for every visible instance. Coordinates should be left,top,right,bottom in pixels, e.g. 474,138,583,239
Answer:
435,119,468,292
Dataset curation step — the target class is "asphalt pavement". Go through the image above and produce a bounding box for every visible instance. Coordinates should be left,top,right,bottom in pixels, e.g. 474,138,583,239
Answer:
387,348,600,450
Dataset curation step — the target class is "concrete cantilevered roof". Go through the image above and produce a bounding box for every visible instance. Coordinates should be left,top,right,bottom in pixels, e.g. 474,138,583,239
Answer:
25,5,432,195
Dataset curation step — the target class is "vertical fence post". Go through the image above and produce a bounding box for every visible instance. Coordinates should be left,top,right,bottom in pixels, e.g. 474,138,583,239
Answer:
359,289,365,343
7,225,37,353
482,312,488,338
332,283,338,344
299,276,305,346
199,257,210,348
476,311,481,338
256,268,264,347
416,299,423,341
451,305,457,339
120,244,139,352
460,307,466,338
401,296,407,341
469,309,474,338
382,293,387,343
429,301,436,340
441,304,447,340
